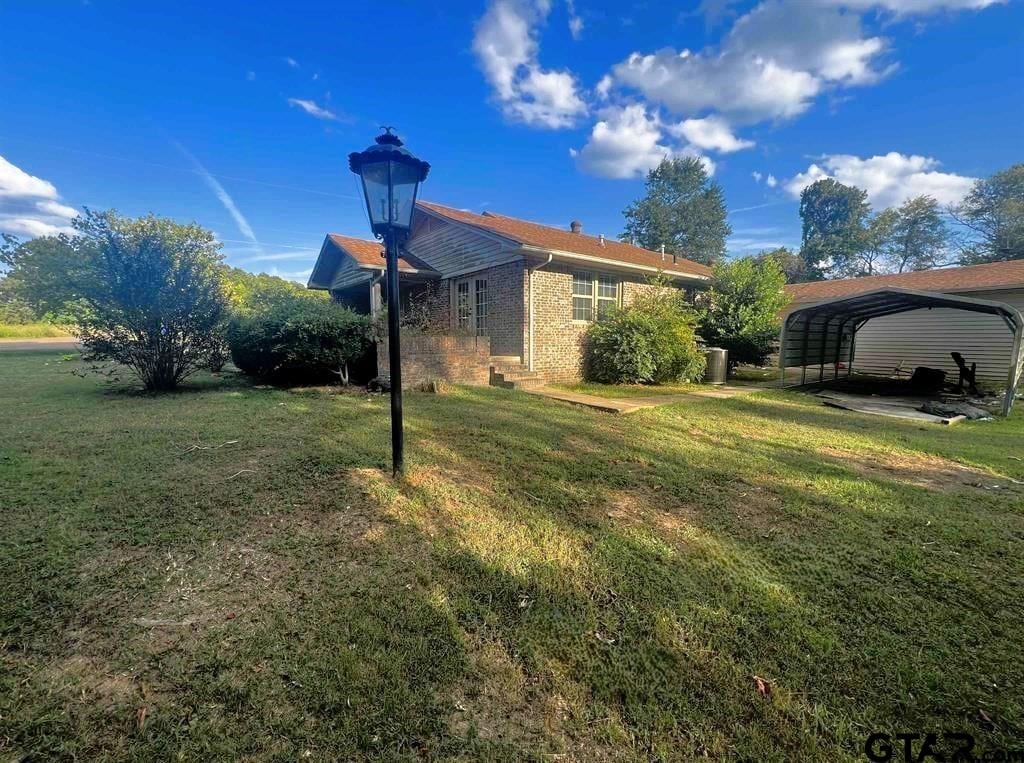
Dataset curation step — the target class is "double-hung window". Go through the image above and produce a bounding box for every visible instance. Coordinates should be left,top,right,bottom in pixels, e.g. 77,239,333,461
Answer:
572,271,619,322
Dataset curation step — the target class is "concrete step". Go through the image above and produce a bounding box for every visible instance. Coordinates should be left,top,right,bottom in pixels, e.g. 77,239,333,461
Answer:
489,368,546,390
489,355,522,364
490,376,548,391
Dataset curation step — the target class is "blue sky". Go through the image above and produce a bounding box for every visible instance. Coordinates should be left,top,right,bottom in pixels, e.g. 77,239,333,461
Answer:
1,0,1021,282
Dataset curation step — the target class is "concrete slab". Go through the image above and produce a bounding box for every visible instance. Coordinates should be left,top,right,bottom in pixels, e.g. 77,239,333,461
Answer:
0,338,80,352
526,385,758,414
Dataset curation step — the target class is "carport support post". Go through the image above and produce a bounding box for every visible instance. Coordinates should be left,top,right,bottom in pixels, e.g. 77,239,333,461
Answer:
834,318,850,380
799,310,816,385
1003,323,1023,416
818,315,833,382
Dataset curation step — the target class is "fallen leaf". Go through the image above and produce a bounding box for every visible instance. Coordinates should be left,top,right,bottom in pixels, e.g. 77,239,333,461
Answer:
753,675,772,698
136,706,149,729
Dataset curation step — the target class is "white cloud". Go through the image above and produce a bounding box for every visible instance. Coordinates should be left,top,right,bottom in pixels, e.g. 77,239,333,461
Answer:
784,152,976,207
283,57,299,68
670,115,754,152
473,0,586,128
814,0,1004,13
753,171,763,182
246,70,256,81
173,143,262,253
566,0,583,39
286,98,339,121
571,104,714,179
766,173,778,187
607,1,890,125
0,155,78,239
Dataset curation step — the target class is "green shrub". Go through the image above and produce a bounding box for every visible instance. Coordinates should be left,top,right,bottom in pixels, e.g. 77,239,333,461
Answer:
695,257,790,368
585,288,706,384
227,299,372,384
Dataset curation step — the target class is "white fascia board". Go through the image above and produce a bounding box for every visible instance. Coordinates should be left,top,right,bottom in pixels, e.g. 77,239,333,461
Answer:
516,245,710,284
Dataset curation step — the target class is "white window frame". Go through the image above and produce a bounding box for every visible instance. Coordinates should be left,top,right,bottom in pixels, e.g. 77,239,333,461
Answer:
572,271,619,323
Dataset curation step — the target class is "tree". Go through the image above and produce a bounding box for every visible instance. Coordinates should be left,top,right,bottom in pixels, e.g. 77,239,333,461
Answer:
885,196,948,272
7,210,228,390
0,234,80,317
622,157,731,266
755,247,806,283
798,178,871,280
695,256,789,368
222,266,324,314
858,208,898,277
950,164,1024,263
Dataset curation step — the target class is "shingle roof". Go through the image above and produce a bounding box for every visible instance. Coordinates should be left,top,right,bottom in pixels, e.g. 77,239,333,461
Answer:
417,201,712,279
326,234,436,272
786,260,1024,304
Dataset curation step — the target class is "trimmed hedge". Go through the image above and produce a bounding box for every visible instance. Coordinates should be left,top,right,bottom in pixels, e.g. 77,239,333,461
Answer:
227,299,372,384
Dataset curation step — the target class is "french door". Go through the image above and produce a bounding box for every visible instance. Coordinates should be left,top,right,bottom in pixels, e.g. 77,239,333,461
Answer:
455,277,488,336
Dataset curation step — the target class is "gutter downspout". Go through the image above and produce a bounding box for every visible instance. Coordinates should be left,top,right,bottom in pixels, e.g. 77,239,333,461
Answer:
528,253,554,372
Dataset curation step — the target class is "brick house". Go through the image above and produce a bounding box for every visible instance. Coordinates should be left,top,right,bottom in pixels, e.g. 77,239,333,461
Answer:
308,201,711,385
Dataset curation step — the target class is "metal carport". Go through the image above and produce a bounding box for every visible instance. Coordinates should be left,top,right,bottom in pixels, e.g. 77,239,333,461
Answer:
779,287,1024,416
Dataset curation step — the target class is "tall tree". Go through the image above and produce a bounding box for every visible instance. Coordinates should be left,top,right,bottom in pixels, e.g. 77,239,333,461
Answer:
851,208,898,277
754,246,806,283
798,178,871,280
622,157,731,266
950,164,1024,263
885,195,948,272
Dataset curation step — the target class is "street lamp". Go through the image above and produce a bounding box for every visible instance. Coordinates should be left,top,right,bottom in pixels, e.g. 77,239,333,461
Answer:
349,128,430,476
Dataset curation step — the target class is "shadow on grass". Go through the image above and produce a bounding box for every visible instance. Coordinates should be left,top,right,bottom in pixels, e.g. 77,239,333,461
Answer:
2,374,1022,759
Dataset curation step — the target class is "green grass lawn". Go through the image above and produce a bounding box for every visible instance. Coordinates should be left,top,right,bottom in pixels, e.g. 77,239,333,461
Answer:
553,381,703,398
0,322,73,339
2,350,1023,761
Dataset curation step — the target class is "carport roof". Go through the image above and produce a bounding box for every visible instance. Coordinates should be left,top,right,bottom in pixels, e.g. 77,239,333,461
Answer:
780,287,1024,416
785,286,1024,325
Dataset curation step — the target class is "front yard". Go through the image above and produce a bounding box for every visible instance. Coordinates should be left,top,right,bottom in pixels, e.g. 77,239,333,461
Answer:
2,351,1023,760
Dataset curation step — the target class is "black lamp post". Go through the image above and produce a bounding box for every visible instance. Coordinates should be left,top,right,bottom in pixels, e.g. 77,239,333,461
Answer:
349,128,430,476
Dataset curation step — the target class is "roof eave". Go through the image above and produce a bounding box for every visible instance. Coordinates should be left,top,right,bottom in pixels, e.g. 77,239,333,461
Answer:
517,245,710,283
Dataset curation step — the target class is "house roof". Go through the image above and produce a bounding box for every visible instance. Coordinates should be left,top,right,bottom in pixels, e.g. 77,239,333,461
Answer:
417,201,712,280
307,234,439,289
786,259,1024,304
326,234,437,272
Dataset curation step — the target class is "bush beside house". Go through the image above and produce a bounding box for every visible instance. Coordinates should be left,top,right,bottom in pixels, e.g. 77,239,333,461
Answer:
584,286,706,384
227,298,373,385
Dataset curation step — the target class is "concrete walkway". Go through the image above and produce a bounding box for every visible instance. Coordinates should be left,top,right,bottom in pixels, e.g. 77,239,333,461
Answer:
526,385,757,414
0,338,80,352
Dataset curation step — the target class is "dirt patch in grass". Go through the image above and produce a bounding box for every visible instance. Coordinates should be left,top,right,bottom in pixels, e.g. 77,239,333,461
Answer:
820,446,1022,492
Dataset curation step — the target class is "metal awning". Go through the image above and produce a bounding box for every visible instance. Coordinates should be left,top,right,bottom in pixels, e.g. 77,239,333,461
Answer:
780,287,1024,416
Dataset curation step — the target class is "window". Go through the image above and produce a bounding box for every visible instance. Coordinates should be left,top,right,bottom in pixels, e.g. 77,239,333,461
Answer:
474,279,487,335
572,271,593,321
572,271,619,321
456,280,471,329
597,274,618,319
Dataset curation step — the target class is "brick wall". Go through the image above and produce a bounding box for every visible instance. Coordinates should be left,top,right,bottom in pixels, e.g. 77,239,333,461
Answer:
377,334,491,389
527,266,684,382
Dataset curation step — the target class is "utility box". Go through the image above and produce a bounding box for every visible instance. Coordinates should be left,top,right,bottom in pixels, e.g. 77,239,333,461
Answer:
704,347,728,385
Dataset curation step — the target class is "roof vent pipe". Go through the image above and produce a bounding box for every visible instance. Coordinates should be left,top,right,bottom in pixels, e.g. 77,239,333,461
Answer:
660,244,665,262
570,220,582,234
599,234,605,246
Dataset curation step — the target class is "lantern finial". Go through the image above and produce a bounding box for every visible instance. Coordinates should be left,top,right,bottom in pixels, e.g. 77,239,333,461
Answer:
376,127,402,147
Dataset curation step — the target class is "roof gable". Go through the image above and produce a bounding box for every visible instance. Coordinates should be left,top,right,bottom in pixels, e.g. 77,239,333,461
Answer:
417,201,711,280
307,234,438,290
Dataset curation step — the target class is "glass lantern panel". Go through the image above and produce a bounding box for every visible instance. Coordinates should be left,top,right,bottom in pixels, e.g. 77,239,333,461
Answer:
360,161,391,226
389,161,421,229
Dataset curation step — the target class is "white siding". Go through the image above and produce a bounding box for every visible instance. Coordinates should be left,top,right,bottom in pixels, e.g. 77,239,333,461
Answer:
853,288,1024,382
406,213,517,277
